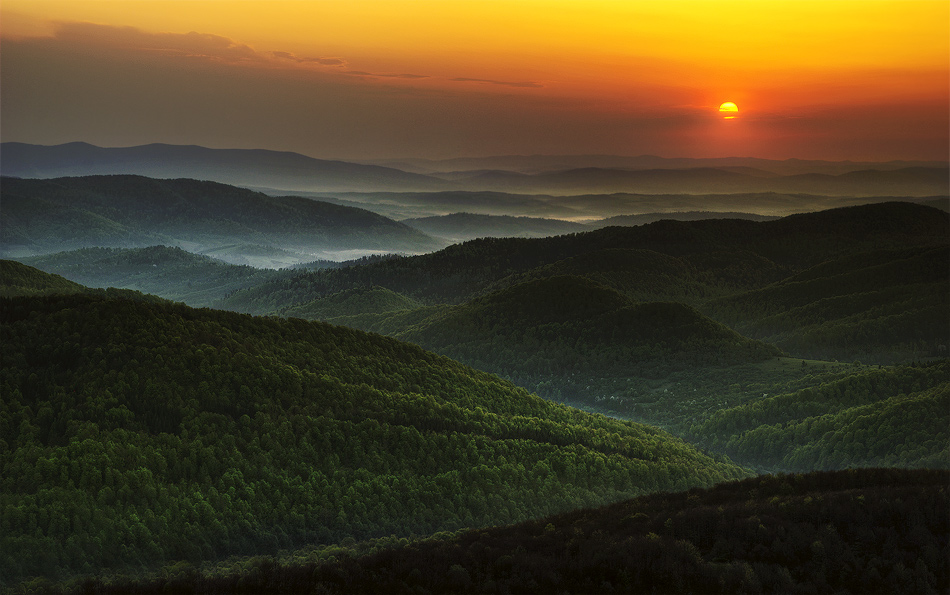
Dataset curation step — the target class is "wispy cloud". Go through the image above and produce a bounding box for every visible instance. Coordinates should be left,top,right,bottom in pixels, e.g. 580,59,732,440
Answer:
452,77,543,88
51,22,350,72
271,50,345,67
344,70,429,80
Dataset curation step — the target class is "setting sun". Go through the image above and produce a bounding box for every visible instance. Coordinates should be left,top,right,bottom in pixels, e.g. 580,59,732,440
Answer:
719,102,739,119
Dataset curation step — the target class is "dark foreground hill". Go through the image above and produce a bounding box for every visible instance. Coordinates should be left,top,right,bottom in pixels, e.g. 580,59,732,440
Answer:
79,469,949,595
0,175,444,261
0,286,747,585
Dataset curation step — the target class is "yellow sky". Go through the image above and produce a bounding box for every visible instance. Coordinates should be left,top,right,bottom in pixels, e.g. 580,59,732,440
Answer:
2,0,947,159
6,1,946,66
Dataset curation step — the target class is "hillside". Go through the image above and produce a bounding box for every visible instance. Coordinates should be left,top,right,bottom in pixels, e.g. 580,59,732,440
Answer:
401,213,588,242
220,202,947,320
0,175,445,262
17,247,294,307
701,244,950,362
86,469,949,594
386,276,781,379
590,210,780,228
281,286,421,320
0,142,448,193
0,260,85,297
0,291,748,585
296,188,943,222
685,360,950,472
301,276,781,416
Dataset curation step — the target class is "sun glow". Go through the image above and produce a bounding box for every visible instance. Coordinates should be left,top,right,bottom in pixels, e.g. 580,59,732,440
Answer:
719,102,739,119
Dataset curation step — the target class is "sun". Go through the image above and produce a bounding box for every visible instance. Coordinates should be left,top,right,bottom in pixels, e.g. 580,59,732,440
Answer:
718,102,739,119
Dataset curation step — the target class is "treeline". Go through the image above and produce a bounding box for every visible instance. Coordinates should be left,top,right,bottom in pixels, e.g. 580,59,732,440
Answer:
685,360,950,471
0,291,747,585
64,469,949,594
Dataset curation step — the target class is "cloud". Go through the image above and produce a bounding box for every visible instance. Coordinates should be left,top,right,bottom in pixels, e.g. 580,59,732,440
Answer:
54,22,263,64
50,22,349,71
451,77,543,89
344,70,430,80
271,50,345,67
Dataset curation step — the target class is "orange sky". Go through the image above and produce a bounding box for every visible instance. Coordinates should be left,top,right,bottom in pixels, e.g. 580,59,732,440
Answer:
2,0,948,160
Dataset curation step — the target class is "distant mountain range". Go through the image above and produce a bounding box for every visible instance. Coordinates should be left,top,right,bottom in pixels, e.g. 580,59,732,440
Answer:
370,153,950,176
0,142,446,192
4,142,947,197
0,175,446,263
443,165,949,196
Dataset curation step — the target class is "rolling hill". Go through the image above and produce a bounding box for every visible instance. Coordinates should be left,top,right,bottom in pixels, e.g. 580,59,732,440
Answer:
590,210,780,228
685,360,950,472
87,469,949,594
0,277,748,585
701,244,950,362
220,201,947,313
0,175,446,262
0,142,448,193
16,246,294,307
401,213,588,242
0,259,85,297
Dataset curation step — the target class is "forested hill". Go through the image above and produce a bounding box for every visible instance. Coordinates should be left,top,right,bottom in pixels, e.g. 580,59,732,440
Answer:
17,246,294,308
0,175,444,257
0,291,748,585
701,244,949,362
685,360,950,472
220,201,948,312
339,276,781,385
0,260,84,297
88,468,949,594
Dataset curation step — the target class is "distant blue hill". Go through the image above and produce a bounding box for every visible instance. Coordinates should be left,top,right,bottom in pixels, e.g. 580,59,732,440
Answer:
0,142,449,192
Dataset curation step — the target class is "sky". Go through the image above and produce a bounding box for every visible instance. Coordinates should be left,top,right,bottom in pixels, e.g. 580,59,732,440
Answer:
1,0,948,161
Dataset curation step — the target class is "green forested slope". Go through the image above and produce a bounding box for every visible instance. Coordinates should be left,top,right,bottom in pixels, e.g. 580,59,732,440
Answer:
219,203,948,364
281,287,421,320
391,276,780,379
86,469,949,595
685,360,950,471
303,276,780,411
221,201,948,314
0,260,85,297
0,292,748,585
702,245,950,362
401,213,588,242
17,246,293,307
